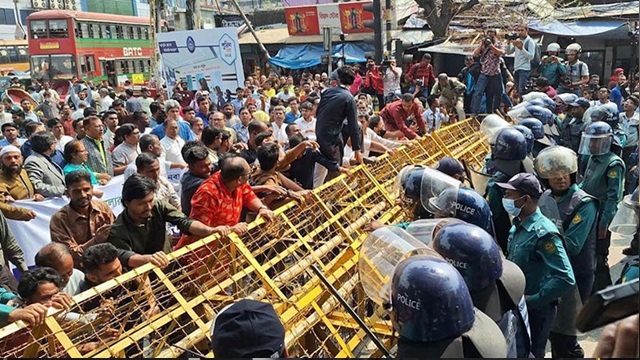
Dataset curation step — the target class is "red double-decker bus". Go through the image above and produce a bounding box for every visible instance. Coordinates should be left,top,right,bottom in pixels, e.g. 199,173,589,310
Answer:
26,10,155,87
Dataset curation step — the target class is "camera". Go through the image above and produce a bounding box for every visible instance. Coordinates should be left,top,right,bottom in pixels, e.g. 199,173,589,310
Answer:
415,78,424,87
379,59,391,73
484,37,493,45
505,32,519,40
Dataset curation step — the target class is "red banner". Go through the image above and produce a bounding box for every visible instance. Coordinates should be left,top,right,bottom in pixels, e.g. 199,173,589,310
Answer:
285,6,321,36
338,2,373,34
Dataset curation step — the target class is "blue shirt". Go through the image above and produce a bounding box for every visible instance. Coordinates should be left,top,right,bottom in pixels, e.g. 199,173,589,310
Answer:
285,110,301,124
0,138,26,148
150,119,196,141
610,86,623,113
231,99,244,115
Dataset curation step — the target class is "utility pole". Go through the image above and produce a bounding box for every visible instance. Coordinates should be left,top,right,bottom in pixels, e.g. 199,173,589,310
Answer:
228,0,271,60
150,0,159,91
385,0,392,56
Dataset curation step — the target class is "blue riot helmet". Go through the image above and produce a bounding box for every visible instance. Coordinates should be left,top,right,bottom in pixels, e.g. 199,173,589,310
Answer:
541,97,557,113
526,105,554,125
491,127,528,161
480,114,510,145
397,166,430,219
526,98,546,108
518,117,545,139
513,124,534,154
391,255,475,342
426,187,494,235
578,121,613,156
431,223,503,292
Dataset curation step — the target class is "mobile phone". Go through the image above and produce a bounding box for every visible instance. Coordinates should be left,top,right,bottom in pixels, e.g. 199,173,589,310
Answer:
575,278,638,333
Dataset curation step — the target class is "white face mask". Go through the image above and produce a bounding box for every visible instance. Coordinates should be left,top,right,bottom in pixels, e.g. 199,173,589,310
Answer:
502,197,524,217
337,59,344,68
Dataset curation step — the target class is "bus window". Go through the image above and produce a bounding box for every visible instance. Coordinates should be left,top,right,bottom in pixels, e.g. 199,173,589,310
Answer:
134,27,140,40
30,20,47,39
100,24,107,39
116,25,124,39
88,24,95,38
17,46,27,62
109,25,116,39
142,27,149,40
79,23,89,38
30,55,77,80
86,56,95,72
139,60,146,72
0,48,10,65
49,20,69,38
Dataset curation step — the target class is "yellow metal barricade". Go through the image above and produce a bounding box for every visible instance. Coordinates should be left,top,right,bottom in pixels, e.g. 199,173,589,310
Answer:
0,120,490,358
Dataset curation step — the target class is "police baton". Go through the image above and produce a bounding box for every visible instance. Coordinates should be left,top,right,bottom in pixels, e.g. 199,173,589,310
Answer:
310,265,393,358
460,158,475,189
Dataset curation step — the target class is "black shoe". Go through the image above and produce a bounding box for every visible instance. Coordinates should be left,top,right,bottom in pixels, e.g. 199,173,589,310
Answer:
622,247,639,256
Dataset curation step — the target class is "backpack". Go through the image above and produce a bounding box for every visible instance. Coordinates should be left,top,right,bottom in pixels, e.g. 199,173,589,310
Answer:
526,37,541,70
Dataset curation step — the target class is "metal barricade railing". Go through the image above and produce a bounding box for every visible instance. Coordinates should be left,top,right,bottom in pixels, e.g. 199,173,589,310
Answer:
0,120,490,358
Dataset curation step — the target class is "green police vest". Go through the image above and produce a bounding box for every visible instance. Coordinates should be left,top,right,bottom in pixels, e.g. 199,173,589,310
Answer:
581,152,624,202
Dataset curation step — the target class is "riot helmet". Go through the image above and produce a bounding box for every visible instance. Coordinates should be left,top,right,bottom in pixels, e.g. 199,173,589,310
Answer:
565,43,582,55
427,186,494,235
525,98,546,109
480,114,510,145
534,145,578,179
513,124,535,154
431,222,503,292
391,255,475,342
359,226,441,306
556,93,579,105
540,97,558,112
518,117,545,139
546,42,561,53
420,167,461,213
396,166,430,219
526,105,554,125
589,106,618,128
578,121,613,156
491,127,528,161
609,187,639,237
435,157,465,180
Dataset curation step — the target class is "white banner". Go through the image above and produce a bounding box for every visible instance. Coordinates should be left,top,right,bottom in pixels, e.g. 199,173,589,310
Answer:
7,171,185,271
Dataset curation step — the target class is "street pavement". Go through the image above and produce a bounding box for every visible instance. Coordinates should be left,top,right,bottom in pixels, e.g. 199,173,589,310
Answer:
546,233,636,358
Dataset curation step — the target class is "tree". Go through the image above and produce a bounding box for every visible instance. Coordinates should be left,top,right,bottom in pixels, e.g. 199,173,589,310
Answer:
413,0,480,38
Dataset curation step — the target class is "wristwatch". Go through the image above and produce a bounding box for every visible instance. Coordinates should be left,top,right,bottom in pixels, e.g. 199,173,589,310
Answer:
259,205,268,211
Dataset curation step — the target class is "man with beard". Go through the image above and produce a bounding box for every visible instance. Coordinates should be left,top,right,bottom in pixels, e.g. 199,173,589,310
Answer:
49,171,115,268
0,145,42,221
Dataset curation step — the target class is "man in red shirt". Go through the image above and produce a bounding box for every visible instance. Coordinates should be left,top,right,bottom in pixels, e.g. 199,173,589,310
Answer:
174,154,275,253
378,93,427,140
406,53,436,99
363,57,385,107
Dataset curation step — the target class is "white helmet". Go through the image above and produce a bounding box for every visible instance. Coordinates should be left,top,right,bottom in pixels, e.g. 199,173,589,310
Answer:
546,43,561,53
566,43,582,55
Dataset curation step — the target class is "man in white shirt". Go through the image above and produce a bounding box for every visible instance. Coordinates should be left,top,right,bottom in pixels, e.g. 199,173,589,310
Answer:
99,88,114,112
160,118,186,165
46,118,74,152
124,133,185,180
270,105,289,145
383,59,403,103
294,102,317,141
422,96,449,132
38,81,60,103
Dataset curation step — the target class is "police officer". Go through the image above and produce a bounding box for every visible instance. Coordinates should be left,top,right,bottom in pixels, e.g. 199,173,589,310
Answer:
519,117,555,157
431,222,532,358
391,255,508,357
485,128,533,252
558,98,590,153
435,157,465,181
535,145,599,358
578,121,625,291
426,185,495,237
496,173,576,358
589,107,626,150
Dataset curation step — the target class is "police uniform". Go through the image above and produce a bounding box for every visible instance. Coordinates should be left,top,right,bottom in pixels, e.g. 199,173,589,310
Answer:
506,208,576,358
487,171,512,253
538,184,598,357
579,152,625,291
558,115,587,153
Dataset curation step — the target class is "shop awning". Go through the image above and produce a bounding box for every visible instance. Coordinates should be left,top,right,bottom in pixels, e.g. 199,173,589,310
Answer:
528,19,630,38
269,42,375,69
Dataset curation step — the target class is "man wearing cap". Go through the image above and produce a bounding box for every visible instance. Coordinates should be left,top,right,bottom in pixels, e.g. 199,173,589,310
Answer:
211,299,287,358
0,146,42,221
497,173,575,358
558,98,590,153
435,157,465,182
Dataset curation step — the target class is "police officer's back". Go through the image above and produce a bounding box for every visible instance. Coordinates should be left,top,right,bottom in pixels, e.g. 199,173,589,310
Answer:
518,117,555,157
497,173,575,358
431,222,531,358
558,97,590,153
391,255,508,358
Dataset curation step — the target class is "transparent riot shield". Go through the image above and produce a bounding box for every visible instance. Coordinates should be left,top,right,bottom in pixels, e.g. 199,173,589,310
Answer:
468,166,494,196
405,218,465,246
358,226,442,305
609,194,639,236
420,167,461,214
480,114,510,144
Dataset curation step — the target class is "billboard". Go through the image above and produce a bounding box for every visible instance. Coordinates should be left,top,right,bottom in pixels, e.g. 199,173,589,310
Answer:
156,28,245,96
284,1,374,36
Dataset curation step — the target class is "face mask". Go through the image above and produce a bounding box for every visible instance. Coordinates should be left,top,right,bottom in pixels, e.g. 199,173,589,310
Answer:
502,197,524,217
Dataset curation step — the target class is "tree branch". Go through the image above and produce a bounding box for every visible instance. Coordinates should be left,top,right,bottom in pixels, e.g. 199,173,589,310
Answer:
456,0,480,15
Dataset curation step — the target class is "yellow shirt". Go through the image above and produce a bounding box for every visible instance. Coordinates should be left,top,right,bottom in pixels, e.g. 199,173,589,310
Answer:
253,110,270,123
264,88,276,99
